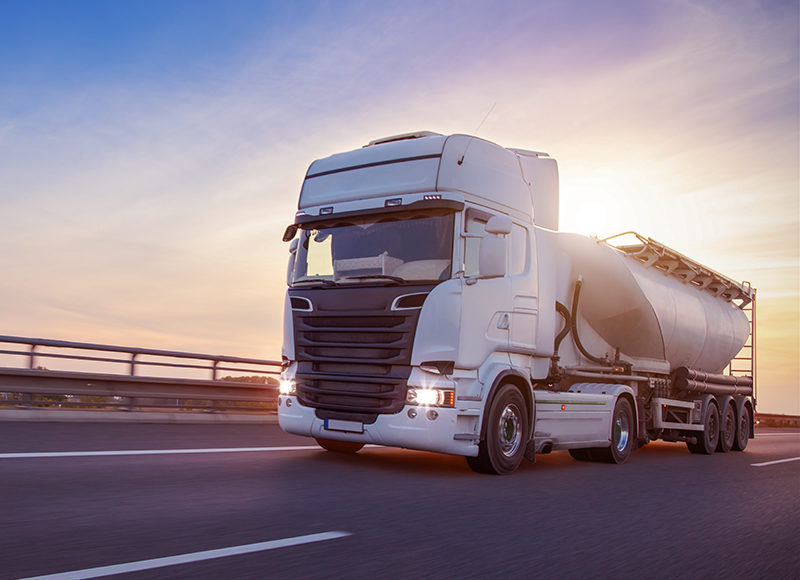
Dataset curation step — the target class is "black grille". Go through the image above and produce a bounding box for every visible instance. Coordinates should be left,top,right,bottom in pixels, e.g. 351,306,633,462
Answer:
289,286,429,421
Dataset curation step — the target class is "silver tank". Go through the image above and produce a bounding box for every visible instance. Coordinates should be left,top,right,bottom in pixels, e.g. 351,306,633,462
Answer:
556,233,749,374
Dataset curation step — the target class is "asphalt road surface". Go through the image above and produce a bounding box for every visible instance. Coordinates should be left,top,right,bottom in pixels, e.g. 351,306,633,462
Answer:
1,421,798,579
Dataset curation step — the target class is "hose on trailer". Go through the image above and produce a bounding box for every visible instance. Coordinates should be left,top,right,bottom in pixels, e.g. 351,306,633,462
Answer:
570,276,612,366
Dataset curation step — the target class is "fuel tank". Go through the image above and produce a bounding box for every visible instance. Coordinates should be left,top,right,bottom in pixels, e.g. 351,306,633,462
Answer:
556,233,750,374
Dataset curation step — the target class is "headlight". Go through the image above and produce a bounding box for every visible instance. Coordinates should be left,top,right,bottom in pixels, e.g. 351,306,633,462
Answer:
279,379,296,395
406,388,454,408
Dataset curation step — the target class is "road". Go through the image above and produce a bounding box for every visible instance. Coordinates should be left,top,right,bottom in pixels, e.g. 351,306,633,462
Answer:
1,421,798,579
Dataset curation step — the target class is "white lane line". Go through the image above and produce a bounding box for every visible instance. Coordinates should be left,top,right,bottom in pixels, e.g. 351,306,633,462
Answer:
20,531,352,579
755,433,800,437
0,446,321,459
751,456,800,467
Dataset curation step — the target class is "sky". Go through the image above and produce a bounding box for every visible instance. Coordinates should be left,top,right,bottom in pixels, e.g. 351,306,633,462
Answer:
0,0,797,414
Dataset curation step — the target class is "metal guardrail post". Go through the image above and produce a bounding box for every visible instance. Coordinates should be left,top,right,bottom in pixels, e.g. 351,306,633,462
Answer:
129,353,137,376
29,344,37,369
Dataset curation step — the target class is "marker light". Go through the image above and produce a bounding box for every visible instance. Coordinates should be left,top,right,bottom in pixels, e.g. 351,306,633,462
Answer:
423,194,442,200
385,198,402,207
279,379,296,395
406,388,455,408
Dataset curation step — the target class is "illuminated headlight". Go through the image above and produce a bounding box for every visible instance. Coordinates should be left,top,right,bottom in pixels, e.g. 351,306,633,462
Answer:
406,388,455,408
279,379,296,395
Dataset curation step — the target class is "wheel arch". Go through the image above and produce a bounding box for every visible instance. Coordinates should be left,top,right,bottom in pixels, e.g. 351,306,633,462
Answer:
479,369,533,441
617,390,638,442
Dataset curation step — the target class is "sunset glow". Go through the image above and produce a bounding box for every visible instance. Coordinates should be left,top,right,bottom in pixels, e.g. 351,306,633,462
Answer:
0,1,797,413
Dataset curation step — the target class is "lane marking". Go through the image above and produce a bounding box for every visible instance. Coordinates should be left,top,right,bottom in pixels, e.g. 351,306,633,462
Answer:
751,456,800,467
0,445,322,459
754,433,800,437
21,531,352,579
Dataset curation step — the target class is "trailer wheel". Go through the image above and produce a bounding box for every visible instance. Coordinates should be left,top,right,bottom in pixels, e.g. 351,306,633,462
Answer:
466,384,529,475
594,398,634,464
315,438,364,454
717,403,736,453
686,401,719,455
732,404,751,451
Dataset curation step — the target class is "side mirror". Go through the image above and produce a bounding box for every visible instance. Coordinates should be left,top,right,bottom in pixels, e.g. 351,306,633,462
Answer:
478,235,507,278
485,215,512,235
283,224,298,242
287,238,299,286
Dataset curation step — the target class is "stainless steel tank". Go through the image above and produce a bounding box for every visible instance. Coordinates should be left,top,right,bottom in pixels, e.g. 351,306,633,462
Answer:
557,233,750,374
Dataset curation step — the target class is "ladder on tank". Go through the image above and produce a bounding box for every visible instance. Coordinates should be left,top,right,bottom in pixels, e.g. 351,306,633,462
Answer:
725,290,756,400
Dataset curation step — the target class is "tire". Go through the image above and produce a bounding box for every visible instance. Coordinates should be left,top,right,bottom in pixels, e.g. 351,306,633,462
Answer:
466,384,529,475
315,438,364,454
569,448,594,462
717,403,736,453
593,398,635,464
686,401,720,455
732,404,751,451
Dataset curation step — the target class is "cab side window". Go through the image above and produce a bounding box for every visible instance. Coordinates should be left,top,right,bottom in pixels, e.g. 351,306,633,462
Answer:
463,212,487,277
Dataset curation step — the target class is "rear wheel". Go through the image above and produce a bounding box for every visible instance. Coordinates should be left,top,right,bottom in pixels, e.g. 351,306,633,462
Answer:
687,401,719,455
315,438,364,454
467,384,529,475
732,404,751,451
717,403,736,453
594,398,634,464
569,448,595,462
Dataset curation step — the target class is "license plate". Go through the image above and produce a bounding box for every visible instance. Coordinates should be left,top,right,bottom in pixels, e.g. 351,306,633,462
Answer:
324,419,364,433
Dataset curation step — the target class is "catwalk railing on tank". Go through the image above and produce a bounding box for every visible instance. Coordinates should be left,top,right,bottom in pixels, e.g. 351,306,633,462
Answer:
0,335,281,413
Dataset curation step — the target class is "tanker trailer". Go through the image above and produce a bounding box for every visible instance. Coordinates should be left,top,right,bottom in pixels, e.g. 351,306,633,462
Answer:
543,231,755,459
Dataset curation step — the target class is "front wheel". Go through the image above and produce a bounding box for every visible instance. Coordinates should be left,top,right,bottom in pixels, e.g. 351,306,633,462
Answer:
315,438,364,454
466,384,529,475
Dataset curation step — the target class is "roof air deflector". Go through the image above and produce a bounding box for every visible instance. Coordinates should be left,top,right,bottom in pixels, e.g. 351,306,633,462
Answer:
366,131,443,147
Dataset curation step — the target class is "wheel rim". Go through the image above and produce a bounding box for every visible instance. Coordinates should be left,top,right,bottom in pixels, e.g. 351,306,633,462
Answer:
724,410,735,444
614,412,629,452
498,404,522,457
708,410,718,443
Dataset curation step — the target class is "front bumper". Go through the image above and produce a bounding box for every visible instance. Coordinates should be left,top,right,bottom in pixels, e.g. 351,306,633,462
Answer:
278,397,479,457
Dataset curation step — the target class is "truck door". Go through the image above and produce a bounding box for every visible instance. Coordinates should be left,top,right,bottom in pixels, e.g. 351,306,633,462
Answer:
458,207,513,368
509,223,538,352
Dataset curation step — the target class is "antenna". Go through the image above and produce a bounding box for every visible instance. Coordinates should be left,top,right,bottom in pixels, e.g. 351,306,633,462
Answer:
458,102,497,165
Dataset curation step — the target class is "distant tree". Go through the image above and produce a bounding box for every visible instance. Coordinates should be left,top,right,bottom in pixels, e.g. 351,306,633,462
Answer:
219,375,279,385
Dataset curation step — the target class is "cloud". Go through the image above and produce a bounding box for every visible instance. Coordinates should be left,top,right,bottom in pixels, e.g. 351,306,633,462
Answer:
0,0,797,411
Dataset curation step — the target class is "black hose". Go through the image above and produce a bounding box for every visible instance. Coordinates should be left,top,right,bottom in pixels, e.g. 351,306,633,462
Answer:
554,301,571,354
571,277,610,366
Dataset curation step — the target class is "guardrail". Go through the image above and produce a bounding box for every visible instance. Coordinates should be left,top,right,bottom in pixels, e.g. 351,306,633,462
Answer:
0,335,282,413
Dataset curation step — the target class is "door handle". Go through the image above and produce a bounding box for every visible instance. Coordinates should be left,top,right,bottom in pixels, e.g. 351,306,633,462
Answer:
497,313,510,330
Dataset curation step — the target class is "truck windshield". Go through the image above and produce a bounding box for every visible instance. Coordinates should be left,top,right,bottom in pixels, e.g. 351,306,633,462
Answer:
292,210,455,286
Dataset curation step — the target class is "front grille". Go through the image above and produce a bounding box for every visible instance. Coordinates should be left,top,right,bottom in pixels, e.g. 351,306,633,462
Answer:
290,286,428,421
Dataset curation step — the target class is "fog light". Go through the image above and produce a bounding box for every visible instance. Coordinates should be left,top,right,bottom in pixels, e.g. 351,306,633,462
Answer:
427,410,439,421
407,408,417,419
279,379,296,395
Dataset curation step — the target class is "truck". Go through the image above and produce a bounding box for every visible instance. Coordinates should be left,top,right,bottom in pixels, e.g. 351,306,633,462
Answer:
277,131,756,474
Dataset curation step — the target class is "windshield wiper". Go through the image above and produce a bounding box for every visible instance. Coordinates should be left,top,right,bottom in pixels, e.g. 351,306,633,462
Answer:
292,277,337,286
341,274,406,284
